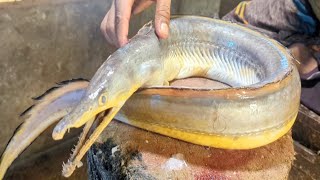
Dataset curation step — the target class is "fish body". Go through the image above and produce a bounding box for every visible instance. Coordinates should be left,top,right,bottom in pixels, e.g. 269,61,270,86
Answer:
116,16,300,149
0,16,300,179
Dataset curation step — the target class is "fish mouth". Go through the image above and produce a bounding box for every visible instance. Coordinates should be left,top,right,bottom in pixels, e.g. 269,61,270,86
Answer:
61,109,113,177
52,105,113,140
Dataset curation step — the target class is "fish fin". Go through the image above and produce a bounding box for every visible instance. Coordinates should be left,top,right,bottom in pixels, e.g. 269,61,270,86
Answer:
19,104,35,117
0,80,89,179
56,78,89,86
31,86,60,101
32,78,88,100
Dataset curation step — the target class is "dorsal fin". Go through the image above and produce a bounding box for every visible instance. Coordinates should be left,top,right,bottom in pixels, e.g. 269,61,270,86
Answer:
19,104,35,117
32,78,89,101
56,78,88,85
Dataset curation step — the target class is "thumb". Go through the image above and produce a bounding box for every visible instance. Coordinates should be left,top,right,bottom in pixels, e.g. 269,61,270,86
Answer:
155,0,171,39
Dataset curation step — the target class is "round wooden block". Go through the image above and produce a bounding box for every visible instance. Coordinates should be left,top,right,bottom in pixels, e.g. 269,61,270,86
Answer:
87,121,294,180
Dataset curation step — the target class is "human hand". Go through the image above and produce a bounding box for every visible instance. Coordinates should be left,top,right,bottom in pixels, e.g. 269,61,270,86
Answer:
101,0,171,47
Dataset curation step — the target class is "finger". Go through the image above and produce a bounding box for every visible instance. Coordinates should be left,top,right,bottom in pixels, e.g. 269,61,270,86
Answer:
100,1,117,46
155,0,171,39
115,0,135,47
132,0,154,15
100,12,113,44
105,2,119,46
101,9,110,39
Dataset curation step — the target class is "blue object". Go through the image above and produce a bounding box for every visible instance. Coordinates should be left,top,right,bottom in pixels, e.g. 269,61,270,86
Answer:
293,0,318,35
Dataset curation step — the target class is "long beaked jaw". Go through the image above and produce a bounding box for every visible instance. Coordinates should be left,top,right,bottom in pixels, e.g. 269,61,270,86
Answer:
61,106,122,177
60,112,105,177
52,103,110,140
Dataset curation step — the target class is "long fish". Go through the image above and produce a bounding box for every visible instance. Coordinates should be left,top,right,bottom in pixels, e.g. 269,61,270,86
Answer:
0,16,300,178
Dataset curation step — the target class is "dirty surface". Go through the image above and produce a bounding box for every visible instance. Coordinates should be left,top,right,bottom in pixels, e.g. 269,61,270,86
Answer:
90,121,295,180
88,139,155,180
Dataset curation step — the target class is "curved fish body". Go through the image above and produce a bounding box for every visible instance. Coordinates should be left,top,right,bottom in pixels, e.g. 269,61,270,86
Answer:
116,16,300,149
0,16,300,179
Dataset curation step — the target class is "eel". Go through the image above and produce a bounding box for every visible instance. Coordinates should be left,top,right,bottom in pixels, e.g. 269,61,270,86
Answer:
0,16,300,179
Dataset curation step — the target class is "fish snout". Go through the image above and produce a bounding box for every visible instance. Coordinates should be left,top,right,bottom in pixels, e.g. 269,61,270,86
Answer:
52,118,69,140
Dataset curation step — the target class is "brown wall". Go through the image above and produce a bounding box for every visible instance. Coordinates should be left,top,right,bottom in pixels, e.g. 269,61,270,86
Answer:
0,0,112,160
0,0,222,161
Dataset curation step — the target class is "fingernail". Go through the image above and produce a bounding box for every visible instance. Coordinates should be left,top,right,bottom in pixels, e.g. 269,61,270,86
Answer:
160,22,169,37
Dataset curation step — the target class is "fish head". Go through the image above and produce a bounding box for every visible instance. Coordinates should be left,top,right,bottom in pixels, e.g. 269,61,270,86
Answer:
52,22,161,140
52,59,130,140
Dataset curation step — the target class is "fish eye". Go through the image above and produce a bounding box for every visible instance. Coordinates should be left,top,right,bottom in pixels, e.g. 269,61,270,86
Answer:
99,93,107,106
